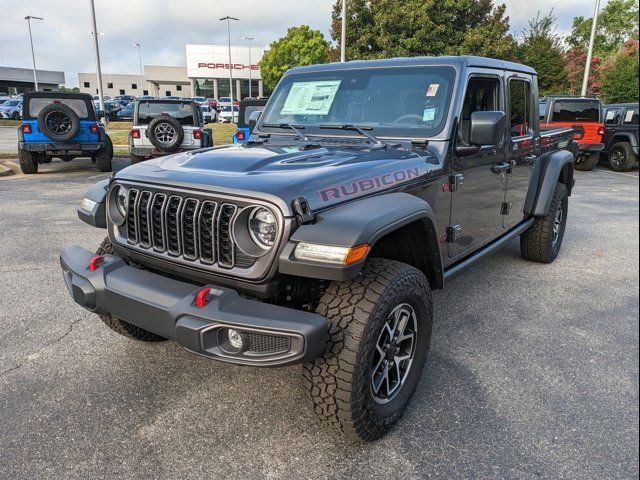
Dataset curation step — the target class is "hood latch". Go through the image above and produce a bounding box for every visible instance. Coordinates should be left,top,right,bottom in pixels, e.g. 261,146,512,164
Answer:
292,196,314,225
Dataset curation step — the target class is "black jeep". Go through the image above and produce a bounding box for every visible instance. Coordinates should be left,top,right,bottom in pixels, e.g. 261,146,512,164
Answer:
60,56,576,441
601,103,639,172
18,92,113,174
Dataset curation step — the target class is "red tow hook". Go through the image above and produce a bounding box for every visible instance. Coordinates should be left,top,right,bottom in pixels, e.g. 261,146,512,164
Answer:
196,287,212,309
88,255,104,271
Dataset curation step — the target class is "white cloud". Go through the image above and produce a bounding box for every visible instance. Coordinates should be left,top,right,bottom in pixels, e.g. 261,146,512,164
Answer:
0,0,604,87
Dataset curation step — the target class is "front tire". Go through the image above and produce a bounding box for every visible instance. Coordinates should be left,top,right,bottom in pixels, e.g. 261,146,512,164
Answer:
95,238,168,342
608,142,637,172
574,153,599,171
521,182,568,264
18,148,38,174
303,258,433,441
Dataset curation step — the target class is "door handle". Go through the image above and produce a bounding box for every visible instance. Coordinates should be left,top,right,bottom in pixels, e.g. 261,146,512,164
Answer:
491,162,511,174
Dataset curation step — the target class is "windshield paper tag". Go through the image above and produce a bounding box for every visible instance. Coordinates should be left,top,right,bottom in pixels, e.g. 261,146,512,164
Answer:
281,80,341,116
605,110,616,120
426,84,440,97
625,110,635,122
423,108,436,121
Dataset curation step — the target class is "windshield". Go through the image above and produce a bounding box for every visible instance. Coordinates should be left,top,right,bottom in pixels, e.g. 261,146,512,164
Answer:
551,99,601,122
260,66,455,138
222,106,238,112
137,102,195,125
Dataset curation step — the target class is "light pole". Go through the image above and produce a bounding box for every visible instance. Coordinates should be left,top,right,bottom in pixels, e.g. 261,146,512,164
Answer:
25,15,43,91
581,0,601,97
242,36,256,98
89,0,105,119
220,16,239,104
133,43,144,96
340,0,347,62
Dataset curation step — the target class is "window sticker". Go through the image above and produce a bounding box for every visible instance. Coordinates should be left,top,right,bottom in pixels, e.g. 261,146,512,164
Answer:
624,110,635,122
423,108,436,121
605,110,616,120
426,84,440,97
280,80,342,116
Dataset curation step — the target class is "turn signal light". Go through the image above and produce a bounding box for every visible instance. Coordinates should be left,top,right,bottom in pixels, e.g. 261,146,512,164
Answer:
236,130,246,141
193,129,202,140
130,128,141,139
597,125,606,136
20,124,32,134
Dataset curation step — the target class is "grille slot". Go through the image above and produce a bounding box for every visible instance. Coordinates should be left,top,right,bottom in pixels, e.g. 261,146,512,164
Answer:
119,187,259,270
217,204,237,268
247,333,291,354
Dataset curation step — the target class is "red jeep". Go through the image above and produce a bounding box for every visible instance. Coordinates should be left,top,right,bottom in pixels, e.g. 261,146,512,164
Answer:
540,96,605,171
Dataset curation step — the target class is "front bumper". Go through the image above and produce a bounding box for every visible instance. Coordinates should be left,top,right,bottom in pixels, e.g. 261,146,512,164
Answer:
60,245,328,367
19,141,103,153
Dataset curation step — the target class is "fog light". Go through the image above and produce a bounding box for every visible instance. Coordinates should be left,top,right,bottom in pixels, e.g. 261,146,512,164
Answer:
227,329,244,349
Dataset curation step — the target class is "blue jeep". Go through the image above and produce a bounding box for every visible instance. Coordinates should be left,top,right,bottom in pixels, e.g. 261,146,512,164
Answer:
232,98,267,144
18,92,113,174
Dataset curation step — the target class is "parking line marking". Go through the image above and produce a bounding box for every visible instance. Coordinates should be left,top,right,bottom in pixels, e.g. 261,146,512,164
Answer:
593,168,638,179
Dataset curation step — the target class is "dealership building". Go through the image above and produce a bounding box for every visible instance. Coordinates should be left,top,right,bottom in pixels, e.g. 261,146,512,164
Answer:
78,44,268,100
0,66,65,94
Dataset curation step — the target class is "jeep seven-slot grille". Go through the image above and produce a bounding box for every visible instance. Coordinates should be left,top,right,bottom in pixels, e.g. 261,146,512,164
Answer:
124,189,254,269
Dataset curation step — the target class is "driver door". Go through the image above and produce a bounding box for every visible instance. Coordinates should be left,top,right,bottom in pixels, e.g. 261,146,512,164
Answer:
448,73,508,259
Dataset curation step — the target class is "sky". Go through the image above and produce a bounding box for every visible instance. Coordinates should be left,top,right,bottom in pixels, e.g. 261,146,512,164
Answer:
0,0,603,87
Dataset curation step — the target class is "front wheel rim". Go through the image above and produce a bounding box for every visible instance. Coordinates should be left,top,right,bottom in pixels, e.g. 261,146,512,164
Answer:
610,148,624,167
552,203,564,246
370,303,418,404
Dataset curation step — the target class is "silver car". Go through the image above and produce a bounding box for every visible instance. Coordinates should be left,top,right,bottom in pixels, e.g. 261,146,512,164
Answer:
0,100,22,119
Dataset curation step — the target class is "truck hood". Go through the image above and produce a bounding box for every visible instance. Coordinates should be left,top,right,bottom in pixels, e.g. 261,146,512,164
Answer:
115,143,440,215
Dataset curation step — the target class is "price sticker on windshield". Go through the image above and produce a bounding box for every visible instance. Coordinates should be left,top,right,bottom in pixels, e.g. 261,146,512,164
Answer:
281,80,342,116
426,84,440,97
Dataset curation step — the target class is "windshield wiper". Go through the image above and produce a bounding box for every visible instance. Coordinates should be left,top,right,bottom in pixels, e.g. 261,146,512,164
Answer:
319,124,387,148
261,123,309,141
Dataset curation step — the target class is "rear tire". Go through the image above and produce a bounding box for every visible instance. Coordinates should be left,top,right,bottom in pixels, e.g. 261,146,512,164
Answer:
95,238,168,342
18,148,38,174
94,136,113,172
574,153,599,171
608,142,637,172
130,153,146,164
303,258,433,441
521,182,568,264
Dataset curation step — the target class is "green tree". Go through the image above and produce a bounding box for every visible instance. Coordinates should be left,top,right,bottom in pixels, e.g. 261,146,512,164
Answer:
58,85,80,93
330,0,516,62
259,25,330,90
567,0,639,58
517,11,568,96
601,40,640,103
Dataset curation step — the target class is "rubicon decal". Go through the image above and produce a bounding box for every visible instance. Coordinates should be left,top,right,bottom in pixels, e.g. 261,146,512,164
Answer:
319,167,423,202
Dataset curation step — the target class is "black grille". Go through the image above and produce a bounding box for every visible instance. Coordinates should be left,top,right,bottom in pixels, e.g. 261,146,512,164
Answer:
247,333,291,354
123,188,255,269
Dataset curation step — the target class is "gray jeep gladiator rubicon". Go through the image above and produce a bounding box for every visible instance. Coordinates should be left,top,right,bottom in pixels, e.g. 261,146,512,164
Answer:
61,56,576,441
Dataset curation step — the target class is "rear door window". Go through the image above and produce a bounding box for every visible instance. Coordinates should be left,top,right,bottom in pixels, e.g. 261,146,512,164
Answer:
28,98,89,119
604,108,622,125
509,79,533,137
137,102,195,125
551,100,601,122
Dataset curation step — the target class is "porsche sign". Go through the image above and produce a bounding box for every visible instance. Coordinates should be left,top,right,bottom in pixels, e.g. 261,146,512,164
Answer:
186,45,264,80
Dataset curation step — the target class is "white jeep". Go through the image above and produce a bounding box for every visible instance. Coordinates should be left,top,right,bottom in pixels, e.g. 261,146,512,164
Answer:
129,99,213,163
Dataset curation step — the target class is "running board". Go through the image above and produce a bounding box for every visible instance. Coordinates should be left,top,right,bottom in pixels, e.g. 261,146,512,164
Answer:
443,218,535,284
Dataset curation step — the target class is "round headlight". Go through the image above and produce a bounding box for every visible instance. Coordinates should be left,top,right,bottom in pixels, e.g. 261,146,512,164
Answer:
248,207,277,248
115,186,127,216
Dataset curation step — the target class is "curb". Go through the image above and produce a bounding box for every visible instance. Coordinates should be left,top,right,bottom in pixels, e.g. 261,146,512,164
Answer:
0,161,15,176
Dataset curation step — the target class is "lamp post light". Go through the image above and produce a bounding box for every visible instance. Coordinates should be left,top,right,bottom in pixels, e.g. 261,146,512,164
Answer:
340,0,347,62
25,15,44,91
88,0,105,119
242,36,256,98
581,0,601,97
133,43,144,96
220,16,239,104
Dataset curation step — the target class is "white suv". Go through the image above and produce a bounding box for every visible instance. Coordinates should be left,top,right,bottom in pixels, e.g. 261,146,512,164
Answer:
129,99,213,163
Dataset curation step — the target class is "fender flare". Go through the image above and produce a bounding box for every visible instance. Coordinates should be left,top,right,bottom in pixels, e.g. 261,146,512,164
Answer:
77,179,109,228
529,149,574,217
278,192,444,286
608,132,638,149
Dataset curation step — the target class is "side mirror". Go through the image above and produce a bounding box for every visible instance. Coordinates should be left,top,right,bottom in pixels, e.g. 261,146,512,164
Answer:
469,111,505,146
248,110,262,133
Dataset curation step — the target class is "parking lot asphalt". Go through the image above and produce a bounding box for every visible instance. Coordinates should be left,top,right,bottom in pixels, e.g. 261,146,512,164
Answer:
0,158,638,479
